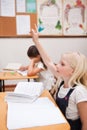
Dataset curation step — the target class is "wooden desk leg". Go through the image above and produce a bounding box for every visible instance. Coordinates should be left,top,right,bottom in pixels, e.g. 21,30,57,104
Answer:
28,79,30,82
33,79,38,82
2,80,5,92
0,80,5,92
27,79,38,82
0,80,2,92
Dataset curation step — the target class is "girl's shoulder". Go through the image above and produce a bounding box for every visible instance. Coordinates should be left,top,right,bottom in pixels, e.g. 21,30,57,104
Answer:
75,84,87,93
37,61,44,65
36,61,45,69
72,84,87,103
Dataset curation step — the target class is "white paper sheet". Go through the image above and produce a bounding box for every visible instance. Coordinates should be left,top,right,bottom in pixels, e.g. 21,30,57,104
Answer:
17,70,28,76
14,82,44,96
1,0,15,17
4,63,22,71
16,0,26,12
16,15,30,35
5,82,44,103
7,97,66,129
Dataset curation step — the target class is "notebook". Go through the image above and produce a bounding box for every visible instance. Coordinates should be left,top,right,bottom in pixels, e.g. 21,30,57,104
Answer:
5,82,44,103
3,63,22,71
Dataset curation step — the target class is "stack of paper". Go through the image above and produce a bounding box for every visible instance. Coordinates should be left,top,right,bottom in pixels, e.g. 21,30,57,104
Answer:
5,82,44,103
5,92,38,103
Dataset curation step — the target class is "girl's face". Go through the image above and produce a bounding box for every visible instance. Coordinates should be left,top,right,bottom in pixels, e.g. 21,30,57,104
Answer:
56,56,74,78
30,55,41,63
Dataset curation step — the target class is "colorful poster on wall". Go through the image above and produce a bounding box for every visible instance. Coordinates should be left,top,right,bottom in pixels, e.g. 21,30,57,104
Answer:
0,0,87,37
37,0,87,36
37,0,63,36
63,0,87,35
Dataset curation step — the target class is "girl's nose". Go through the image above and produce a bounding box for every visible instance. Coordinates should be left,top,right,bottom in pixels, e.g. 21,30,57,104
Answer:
56,64,60,71
56,63,60,68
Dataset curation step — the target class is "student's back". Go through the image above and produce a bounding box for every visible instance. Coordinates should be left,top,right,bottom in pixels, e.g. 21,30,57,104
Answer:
39,69,56,90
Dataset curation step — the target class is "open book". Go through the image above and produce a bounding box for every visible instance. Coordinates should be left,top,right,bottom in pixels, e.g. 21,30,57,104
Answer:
3,63,22,71
17,70,28,76
5,82,44,103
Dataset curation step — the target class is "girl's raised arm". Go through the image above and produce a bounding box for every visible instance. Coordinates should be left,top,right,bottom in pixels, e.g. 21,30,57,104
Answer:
31,27,59,78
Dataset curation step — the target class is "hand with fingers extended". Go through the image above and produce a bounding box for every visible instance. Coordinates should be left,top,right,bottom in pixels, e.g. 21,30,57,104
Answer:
31,25,39,44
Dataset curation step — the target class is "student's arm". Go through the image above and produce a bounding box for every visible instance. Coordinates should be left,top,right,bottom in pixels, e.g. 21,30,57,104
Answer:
31,28,59,78
77,102,87,130
27,58,43,76
19,65,29,71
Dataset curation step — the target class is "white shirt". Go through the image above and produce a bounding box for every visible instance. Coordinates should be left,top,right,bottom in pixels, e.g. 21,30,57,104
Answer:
36,61,56,90
58,84,87,120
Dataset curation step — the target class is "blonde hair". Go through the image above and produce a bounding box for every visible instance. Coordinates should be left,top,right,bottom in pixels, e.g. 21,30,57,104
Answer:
63,52,87,88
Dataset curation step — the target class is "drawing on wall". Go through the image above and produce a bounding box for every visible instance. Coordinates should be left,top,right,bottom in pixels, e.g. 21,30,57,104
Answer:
37,0,63,35
63,0,87,35
37,0,87,36
26,0,36,13
0,0,87,37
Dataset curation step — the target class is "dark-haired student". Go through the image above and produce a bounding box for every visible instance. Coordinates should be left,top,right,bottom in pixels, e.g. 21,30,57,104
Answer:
19,45,55,90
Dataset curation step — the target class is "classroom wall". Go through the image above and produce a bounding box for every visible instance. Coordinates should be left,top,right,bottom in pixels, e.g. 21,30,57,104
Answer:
0,37,87,84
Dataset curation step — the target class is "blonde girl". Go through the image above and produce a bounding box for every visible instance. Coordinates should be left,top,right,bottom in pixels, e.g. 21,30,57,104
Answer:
31,27,87,130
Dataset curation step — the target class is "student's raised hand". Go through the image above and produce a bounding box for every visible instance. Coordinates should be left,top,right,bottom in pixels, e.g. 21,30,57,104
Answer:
31,25,39,44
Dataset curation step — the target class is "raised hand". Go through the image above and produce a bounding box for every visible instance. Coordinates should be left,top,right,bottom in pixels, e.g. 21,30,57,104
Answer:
31,25,39,44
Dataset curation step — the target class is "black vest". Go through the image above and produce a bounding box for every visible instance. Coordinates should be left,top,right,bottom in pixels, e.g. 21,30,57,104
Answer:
56,81,82,130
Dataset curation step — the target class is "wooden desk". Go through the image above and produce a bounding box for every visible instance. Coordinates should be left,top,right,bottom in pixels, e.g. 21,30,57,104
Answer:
0,71,39,92
0,90,70,130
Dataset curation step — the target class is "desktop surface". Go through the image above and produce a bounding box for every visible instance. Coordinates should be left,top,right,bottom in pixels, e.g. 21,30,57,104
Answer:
0,90,70,130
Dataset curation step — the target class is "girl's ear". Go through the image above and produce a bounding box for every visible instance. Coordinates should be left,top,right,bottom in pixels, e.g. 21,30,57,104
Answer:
70,68,74,75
